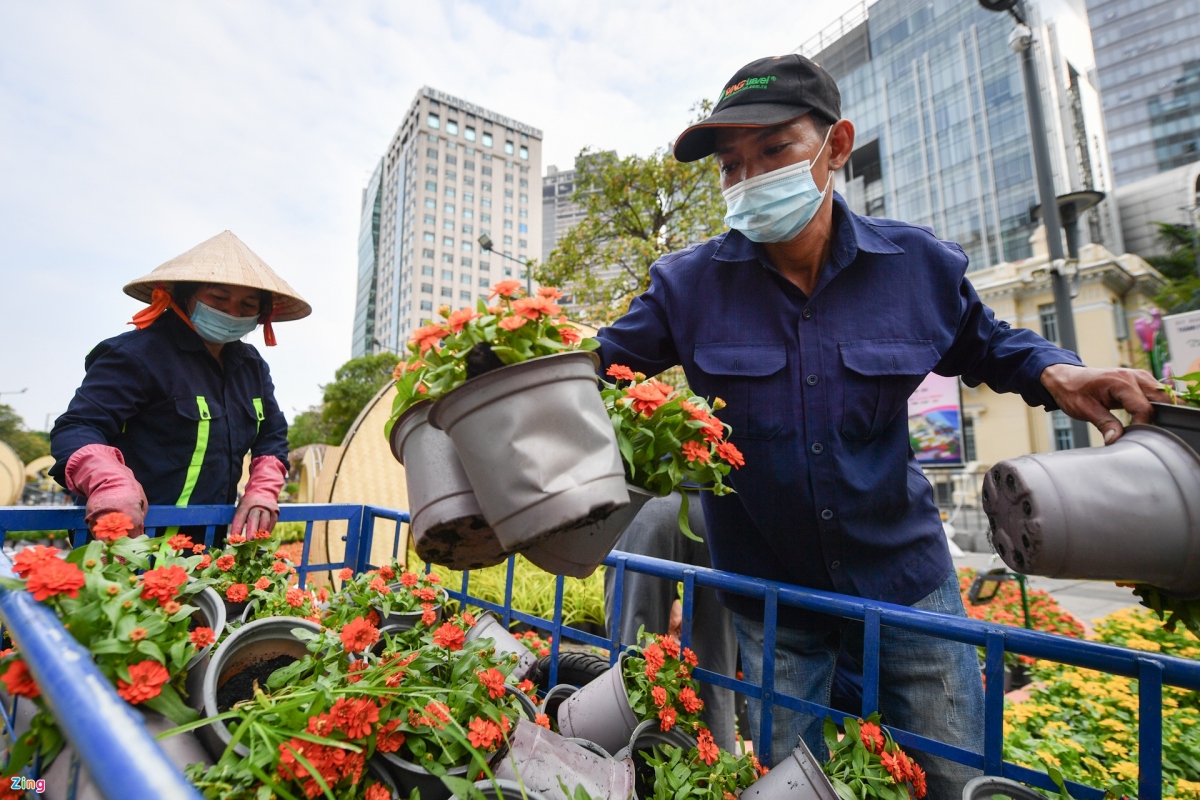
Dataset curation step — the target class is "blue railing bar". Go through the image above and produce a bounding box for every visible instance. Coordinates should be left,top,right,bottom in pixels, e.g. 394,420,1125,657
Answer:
548,576,565,689
1002,762,1106,800
879,725,984,771
202,525,216,549
297,521,315,590
759,586,778,766
502,557,515,629
362,506,411,525
689,666,762,700
0,552,202,800
680,569,696,653
603,552,1200,690
984,630,1005,776
609,556,627,668
862,607,881,718
1139,659,1164,800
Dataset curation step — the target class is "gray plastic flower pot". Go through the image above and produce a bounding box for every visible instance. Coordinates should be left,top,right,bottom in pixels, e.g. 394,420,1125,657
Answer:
392,402,509,570
961,776,1046,800
982,425,1200,595
521,485,655,578
199,616,321,760
467,611,538,682
41,709,212,800
739,739,839,799
491,718,636,800
538,684,578,728
377,750,473,800
460,779,551,800
507,684,540,721
1152,401,1200,455
555,651,639,757
378,584,449,631
427,352,630,551
184,587,226,712
614,718,698,797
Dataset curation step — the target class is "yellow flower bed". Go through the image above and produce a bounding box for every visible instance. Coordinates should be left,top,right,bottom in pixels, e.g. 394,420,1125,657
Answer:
1003,607,1200,797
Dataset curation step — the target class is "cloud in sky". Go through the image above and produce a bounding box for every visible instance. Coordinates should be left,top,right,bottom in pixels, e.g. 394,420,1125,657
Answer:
0,0,834,434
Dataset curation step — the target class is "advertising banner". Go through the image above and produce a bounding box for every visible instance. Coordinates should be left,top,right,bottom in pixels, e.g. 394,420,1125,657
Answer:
908,373,964,465
1164,309,1200,378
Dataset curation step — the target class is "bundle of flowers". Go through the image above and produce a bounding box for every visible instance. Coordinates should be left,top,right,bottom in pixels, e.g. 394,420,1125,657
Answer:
386,282,598,434
322,561,445,631
515,628,553,657
957,568,1085,670
244,582,326,624
1003,607,1200,797
639,733,767,799
601,366,744,539
822,714,927,800
0,513,214,772
623,631,707,735
199,528,296,607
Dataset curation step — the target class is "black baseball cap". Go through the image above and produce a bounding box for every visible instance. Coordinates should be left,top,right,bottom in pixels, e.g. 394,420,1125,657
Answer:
673,54,842,163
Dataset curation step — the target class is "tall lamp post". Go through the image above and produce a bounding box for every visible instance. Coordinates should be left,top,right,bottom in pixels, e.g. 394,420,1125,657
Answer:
979,0,1092,449
477,234,532,296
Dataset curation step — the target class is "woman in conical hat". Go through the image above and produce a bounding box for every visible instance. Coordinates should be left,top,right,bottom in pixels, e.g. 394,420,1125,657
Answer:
49,231,311,543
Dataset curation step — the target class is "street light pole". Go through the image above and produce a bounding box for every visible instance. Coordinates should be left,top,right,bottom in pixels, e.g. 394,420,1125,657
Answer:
477,234,531,296
981,0,1092,448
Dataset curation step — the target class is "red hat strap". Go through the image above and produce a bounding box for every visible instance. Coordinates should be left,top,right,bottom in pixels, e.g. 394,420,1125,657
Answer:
129,285,196,332
261,308,278,346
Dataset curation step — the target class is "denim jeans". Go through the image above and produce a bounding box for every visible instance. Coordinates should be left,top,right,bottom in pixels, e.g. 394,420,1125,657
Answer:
733,570,984,800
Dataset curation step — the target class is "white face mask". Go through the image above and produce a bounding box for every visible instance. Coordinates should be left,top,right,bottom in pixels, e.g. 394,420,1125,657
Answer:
721,125,834,243
190,300,259,344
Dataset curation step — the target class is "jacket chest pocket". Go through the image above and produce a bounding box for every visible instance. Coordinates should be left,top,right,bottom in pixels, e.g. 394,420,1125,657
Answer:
693,343,788,440
839,340,940,441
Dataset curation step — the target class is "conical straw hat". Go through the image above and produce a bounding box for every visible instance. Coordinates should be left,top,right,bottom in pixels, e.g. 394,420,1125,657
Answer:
123,231,311,321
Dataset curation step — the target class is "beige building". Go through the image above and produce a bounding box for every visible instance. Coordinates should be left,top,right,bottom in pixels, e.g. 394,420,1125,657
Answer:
352,87,543,357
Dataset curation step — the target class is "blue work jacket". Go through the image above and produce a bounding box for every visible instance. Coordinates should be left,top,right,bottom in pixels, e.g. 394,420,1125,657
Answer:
50,311,289,508
596,194,1081,629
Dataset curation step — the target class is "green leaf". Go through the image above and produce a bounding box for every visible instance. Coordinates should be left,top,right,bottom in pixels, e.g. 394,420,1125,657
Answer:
144,684,199,726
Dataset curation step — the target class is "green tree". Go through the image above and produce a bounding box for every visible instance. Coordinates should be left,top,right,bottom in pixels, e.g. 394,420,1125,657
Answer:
1147,222,1200,314
0,404,50,464
287,353,401,449
537,104,726,325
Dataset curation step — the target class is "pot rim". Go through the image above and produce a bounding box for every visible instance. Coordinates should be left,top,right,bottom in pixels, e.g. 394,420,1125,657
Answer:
186,587,226,670
391,399,434,465
427,351,601,432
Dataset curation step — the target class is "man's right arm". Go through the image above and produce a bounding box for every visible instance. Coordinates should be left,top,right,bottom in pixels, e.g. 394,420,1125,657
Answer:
595,263,683,376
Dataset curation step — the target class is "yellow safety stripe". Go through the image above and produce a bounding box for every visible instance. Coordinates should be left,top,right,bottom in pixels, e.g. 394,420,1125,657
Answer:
165,396,210,538
253,397,264,437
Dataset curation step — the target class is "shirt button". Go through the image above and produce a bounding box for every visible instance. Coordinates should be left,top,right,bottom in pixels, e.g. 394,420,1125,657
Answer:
830,560,841,570
811,442,824,454
802,308,813,320
806,374,819,386
821,508,834,520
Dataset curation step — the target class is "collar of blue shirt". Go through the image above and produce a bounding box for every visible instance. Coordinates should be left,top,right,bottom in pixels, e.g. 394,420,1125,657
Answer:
710,193,905,292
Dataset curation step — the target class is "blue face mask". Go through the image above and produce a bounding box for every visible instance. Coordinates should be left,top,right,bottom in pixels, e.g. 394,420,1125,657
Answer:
190,300,260,344
722,126,834,243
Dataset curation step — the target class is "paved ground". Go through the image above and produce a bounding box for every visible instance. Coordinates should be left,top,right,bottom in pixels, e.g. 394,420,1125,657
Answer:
953,551,1140,631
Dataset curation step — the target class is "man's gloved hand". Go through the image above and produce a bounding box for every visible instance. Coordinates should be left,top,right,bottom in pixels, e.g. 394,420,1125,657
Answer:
64,444,148,536
230,455,287,537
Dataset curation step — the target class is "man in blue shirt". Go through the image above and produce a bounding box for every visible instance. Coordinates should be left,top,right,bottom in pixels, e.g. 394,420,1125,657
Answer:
595,55,1166,798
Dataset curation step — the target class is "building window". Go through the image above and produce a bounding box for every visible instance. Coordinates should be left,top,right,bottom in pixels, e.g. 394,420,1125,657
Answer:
462,241,472,251
442,253,453,263
427,113,440,129
504,203,513,213
482,132,493,148
1051,410,1074,451
461,258,472,267
464,177,474,187
505,173,514,183
482,199,491,209
445,170,456,181
425,164,437,175
443,220,454,230
422,248,434,259
441,269,453,280
444,203,455,215
424,197,436,208
465,126,476,142
1039,304,1059,345
519,239,527,248
503,235,513,245
504,220,513,229
420,300,432,311
464,192,474,203
505,189,514,199
422,265,434,276
426,148,437,158
421,283,433,294
463,209,473,219
443,236,454,247
519,193,528,204
503,267,512,277
423,214,435,225
482,182,492,192
441,287,453,297
505,141,515,155
447,120,458,135
464,160,475,171
445,187,455,198
519,208,528,218
462,224,473,234
445,154,457,165
460,291,471,301
423,232,435,242
519,145,529,160
519,178,528,188
478,277,490,287
963,417,977,462
482,166,493,176
425,181,437,191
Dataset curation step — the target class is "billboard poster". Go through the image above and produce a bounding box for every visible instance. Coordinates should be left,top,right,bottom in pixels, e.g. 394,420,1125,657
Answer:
1164,310,1200,378
907,373,964,465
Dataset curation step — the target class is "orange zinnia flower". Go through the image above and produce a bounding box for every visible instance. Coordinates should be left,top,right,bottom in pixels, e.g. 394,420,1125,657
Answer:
697,727,719,765
226,583,249,604
340,617,380,654
625,380,673,415
190,627,216,648
166,533,193,550
25,558,86,602
477,668,506,699
447,308,481,333
657,706,676,731
651,686,668,707
534,713,551,729
117,660,169,704
537,286,563,299
433,622,466,651
859,720,884,754
12,545,61,578
558,326,582,345
679,686,704,714
141,565,188,607
410,324,450,353
1,659,40,699
215,555,235,572
511,295,561,320
468,717,503,749
715,441,745,469
498,315,527,331
606,364,636,381
681,440,710,464
93,512,134,543
489,280,524,298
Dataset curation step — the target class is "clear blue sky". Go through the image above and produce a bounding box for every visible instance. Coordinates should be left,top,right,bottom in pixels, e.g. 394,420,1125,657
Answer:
0,0,835,433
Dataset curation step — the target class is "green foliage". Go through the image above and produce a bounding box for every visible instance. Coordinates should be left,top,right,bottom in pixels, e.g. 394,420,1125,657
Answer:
621,631,706,735
639,743,762,798
536,105,726,326
0,403,50,464
823,714,927,800
287,406,334,450
320,352,401,445
1147,222,1200,314
1003,607,1200,797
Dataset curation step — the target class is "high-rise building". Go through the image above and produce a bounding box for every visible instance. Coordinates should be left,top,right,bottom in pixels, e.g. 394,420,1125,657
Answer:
800,0,1123,270
1086,0,1200,186
542,164,585,260
351,87,543,358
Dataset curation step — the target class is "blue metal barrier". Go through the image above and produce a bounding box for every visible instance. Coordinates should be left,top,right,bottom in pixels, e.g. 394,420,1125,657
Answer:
0,503,1196,800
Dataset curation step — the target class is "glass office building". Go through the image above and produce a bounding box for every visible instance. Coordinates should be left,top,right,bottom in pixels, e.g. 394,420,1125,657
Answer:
351,87,543,358
805,0,1123,269
1087,0,1200,186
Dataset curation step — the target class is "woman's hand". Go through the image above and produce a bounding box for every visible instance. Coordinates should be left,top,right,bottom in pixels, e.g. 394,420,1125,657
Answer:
64,444,148,536
230,455,287,536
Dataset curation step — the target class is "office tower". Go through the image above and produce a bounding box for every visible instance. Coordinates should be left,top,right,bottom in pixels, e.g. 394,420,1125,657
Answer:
1086,0,1200,186
801,0,1123,270
351,87,543,358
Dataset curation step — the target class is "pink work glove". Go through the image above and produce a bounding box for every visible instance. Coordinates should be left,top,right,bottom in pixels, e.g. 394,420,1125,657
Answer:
64,444,148,537
230,455,287,538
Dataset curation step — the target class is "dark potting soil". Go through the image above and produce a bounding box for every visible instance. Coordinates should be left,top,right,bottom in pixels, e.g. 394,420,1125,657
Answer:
217,655,296,712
